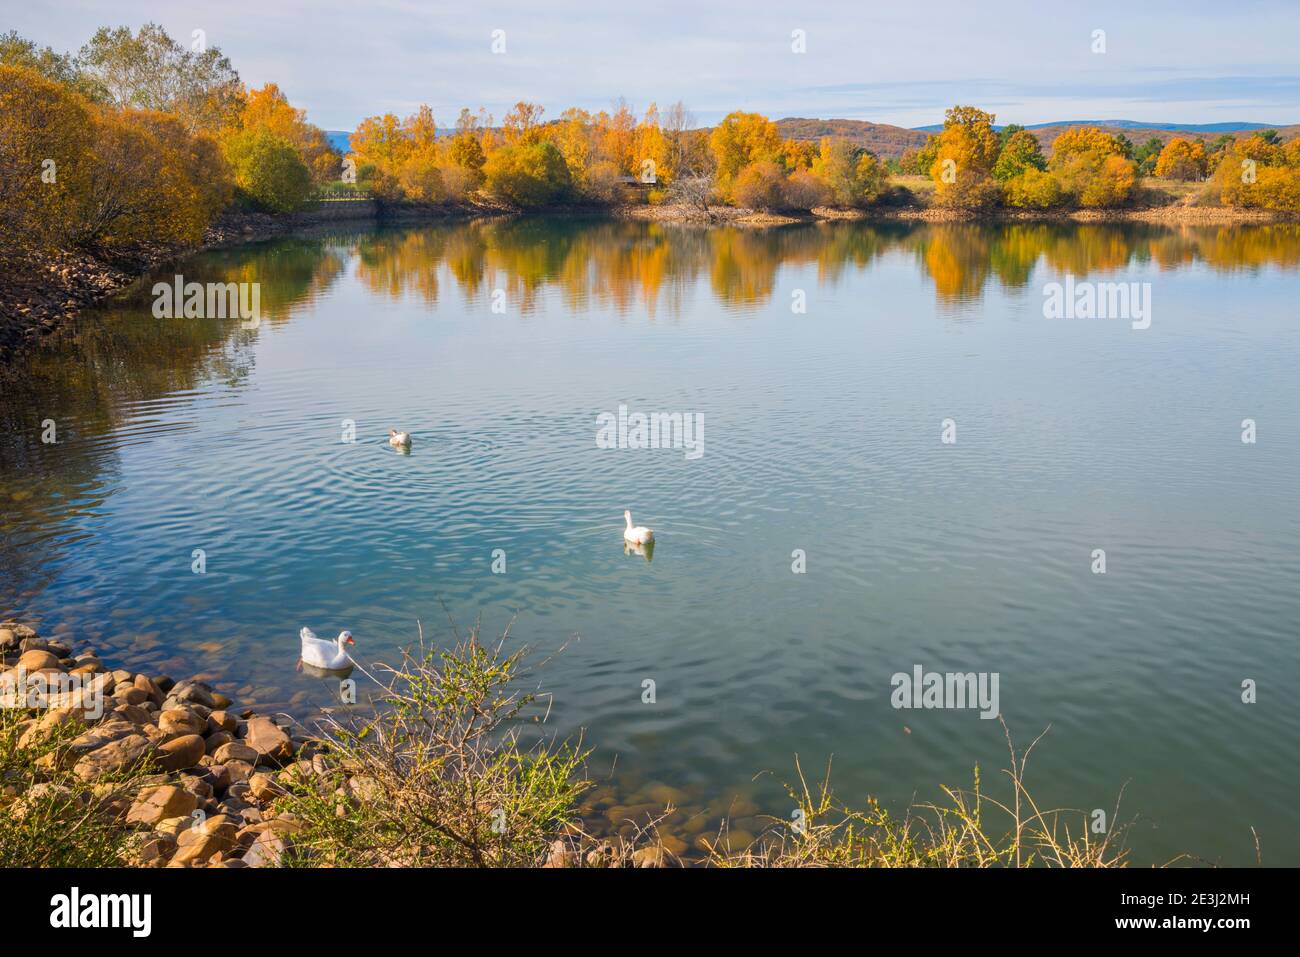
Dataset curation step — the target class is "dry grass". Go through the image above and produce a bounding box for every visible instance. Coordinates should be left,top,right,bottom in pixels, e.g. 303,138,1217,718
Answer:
707,721,1138,868
0,707,161,867
279,617,591,867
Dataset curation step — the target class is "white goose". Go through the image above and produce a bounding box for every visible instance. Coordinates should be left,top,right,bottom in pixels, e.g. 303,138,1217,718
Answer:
389,429,411,448
297,627,355,671
623,510,654,545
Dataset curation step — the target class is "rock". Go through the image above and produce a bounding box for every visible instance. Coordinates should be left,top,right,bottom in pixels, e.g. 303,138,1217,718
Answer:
179,774,214,801
133,674,165,706
73,733,154,782
129,832,176,868
155,734,205,772
544,839,575,868
168,833,228,867
207,710,237,734
222,759,255,786
158,707,206,738
247,772,285,803
200,764,232,796
166,679,216,709
126,785,198,827
212,741,259,765
65,720,141,758
155,816,192,838
111,703,154,725
16,650,59,672
17,707,84,748
177,813,238,850
243,716,293,763
0,628,17,651
632,845,666,868
11,783,85,821
242,830,291,867
344,775,382,802
659,833,688,856
205,730,233,754
112,687,148,707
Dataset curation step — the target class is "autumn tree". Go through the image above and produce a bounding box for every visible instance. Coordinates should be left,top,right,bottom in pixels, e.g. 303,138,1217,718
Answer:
1,64,225,250
1153,138,1208,181
0,64,93,248
812,138,886,206
482,140,571,206
992,130,1046,182
445,108,489,192
233,83,339,183
782,168,830,210
77,23,242,133
732,160,786,210
502,101,546,146
709,112,781,198
1217,133,1300,210
634,103,671,184
0,30,94,95
1049,128,1137,207
1003,168,1063,208
930,105,1001,208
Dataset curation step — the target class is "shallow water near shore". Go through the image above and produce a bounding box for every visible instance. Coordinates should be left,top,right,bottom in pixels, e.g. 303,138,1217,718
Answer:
3,217,1299,864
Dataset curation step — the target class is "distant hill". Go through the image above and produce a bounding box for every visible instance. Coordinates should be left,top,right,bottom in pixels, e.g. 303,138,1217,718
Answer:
911,120,1282,133
1023,122,1300,155
1025,120,1278,133
326,130,352,154
778,117,1297,160
775,118,927,160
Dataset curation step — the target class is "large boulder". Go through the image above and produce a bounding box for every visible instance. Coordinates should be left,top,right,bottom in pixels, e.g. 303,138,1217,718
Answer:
126,785,198,827
243,716,293,763
158,707,206,738
156,734,205,772
73,734,154,782
211,741,259,765
16,649,59,672
165,680,217,710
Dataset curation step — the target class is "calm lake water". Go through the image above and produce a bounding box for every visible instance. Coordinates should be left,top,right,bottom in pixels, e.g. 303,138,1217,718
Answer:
3,217,1298,864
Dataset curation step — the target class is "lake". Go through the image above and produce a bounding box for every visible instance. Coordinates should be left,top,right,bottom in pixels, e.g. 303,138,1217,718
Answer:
2,217,1298,865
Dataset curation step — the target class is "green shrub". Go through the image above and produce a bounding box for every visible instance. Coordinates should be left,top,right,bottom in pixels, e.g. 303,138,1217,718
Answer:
222,127,313,213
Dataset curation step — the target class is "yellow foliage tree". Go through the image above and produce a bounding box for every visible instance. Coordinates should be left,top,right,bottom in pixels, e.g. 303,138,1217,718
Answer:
1003,168,1063,208
234,83,338,184
1049,128,1137,207
709,112,781,198
0,64,92,248
1154,137,1208,181
930,105,1001,208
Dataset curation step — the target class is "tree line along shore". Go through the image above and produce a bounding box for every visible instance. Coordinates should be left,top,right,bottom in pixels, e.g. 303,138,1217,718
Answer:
3,23,1299,363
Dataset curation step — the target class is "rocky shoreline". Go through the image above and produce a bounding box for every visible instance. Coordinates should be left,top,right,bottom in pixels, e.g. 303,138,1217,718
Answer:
0,620,675,868
1,620,335,867
0,212,294,367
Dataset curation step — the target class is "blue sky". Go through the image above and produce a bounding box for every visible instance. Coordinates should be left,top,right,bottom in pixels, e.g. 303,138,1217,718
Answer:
14,0,1300,131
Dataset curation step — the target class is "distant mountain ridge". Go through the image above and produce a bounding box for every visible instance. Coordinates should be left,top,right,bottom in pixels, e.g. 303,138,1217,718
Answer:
777,117,1298,160
911,120,1281,133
